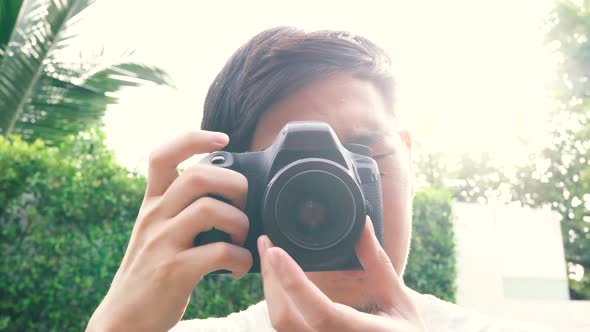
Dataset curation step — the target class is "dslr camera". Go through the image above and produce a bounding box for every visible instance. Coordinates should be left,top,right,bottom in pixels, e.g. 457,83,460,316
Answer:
194,121,383,272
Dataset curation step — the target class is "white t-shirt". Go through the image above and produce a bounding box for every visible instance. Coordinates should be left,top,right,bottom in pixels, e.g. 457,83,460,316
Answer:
170,295,554,332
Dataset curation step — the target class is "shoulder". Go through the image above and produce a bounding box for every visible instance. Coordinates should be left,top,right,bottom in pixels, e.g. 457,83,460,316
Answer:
169,301,273,332
415,291,555,332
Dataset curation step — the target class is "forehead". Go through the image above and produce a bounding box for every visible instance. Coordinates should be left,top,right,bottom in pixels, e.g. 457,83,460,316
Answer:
250,73,392,150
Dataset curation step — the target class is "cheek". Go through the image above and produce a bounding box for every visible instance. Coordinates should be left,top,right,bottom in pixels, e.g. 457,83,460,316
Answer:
379,159,412,274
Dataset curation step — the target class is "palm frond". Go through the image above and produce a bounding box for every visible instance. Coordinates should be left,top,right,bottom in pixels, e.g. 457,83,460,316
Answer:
0,0,25,61
12,61,172,144
86,62,173,90
0,0,94,137
0,0,173,145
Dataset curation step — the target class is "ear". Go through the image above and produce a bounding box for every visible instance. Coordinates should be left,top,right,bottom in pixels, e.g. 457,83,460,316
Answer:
398,129,415,199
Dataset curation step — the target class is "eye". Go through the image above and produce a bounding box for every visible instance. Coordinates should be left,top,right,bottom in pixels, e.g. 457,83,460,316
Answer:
371,151,395,161
369,139,396,160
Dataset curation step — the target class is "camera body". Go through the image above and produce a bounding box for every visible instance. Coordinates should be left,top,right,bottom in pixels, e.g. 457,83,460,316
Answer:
194,121,384,273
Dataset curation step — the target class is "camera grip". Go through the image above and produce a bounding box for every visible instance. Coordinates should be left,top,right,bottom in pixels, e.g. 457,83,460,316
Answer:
192,194,233,274
193,228,231,246
192,194,232,246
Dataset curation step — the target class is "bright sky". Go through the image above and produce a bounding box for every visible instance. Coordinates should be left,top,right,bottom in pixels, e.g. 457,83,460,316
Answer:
78,0,558,174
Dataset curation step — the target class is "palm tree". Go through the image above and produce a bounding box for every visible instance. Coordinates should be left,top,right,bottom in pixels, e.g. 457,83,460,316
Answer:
0,0,172,145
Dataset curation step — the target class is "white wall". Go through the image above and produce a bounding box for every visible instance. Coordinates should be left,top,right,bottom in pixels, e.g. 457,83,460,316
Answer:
453,203,590,332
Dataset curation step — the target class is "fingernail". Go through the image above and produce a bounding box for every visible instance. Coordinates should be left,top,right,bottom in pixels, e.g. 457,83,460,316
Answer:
211,132,229,147
258,235,270,257
366,217,375,234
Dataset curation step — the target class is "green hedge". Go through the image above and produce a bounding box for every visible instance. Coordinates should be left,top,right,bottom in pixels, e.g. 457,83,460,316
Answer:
0,134,455,331
0,132,146,331
405,188,456,302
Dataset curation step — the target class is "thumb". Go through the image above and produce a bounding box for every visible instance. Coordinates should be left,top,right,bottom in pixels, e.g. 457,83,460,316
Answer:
355,217,409,310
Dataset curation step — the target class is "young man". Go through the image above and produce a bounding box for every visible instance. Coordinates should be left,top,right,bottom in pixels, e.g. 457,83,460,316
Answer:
87,27,552,331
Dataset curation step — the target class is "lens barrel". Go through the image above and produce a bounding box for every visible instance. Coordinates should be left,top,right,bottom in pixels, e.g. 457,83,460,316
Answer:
262,158,366,268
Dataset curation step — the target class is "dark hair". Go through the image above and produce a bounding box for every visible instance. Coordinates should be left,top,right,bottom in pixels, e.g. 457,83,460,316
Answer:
201,26,395,152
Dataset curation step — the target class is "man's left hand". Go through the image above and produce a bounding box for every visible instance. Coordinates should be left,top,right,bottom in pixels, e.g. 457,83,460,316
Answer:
257,218,427,332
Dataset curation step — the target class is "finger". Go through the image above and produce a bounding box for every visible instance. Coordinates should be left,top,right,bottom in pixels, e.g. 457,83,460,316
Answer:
258,236,313,332
167,196,249,248
267,244,400,332
158,164,248,219
264,243,342,331
173,242,253,287
355,218,412,313
146,131,229,198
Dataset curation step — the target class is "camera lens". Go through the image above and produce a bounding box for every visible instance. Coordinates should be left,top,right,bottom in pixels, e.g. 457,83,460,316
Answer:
296,199,327,230
275,170,355,250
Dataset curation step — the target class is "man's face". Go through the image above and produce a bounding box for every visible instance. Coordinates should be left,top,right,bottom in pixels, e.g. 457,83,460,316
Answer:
250,73,414,308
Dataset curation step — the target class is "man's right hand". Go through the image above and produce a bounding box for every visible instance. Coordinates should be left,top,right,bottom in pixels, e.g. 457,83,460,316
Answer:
86,130,252,332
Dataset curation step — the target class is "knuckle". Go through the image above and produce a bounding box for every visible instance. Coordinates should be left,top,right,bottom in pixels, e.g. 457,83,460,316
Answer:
186,167,210,188
139,201,161,222
271,313,295,331
148,149,166,168
309,307,335,329
142,230,167,253
194,197,217,218
281,276,302,294
154,258,180,281
212,243,234,262
134,202,162,233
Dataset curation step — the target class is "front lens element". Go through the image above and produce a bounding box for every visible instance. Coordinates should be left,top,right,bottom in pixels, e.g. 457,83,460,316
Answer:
275,170,355,250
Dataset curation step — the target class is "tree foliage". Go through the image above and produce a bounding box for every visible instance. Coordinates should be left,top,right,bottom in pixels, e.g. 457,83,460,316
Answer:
0,0,172,146
415,2,590,300
416,1,590,300
0,131,146,331
511,0,590,300
416,151,513,205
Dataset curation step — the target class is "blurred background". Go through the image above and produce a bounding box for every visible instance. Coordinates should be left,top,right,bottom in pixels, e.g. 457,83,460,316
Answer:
1,0,589,331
